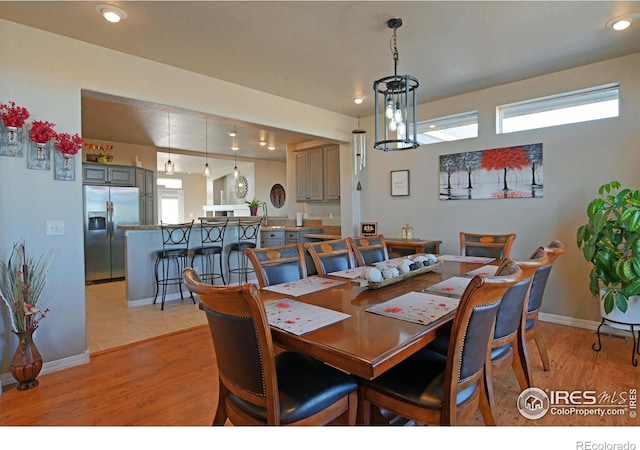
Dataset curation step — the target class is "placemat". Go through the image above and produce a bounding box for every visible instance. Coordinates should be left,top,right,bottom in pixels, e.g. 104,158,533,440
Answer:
266,299,350,335
262,276,345,297
366,291,459,325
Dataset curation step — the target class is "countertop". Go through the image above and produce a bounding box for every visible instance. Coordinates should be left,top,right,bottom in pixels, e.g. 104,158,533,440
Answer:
302,233,342,240
261,226,323,232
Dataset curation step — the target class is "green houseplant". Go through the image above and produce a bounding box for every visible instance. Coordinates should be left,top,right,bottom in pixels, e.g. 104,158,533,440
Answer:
246,198,262,216
576,181,640,315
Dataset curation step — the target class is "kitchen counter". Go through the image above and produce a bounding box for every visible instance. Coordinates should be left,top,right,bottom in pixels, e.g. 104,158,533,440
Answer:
261,225,326,232
302,233,341,240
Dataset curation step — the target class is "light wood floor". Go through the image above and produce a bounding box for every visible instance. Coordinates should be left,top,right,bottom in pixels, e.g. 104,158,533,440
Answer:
1,320,638,427
85,280,206,354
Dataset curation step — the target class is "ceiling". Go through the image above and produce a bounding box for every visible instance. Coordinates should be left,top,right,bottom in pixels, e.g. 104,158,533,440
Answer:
1,1,639,169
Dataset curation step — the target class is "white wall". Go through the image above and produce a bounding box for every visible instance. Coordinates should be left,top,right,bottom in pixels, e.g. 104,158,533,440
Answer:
358,52,640,323
0,19,353,380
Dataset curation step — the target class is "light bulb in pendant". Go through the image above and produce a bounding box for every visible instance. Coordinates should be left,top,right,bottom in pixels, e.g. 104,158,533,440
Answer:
165,159,174,175
394,103,403,123
389,119,398,132
233,166,239,179
397,122,406,139
203,162,210,177
385,97,394,119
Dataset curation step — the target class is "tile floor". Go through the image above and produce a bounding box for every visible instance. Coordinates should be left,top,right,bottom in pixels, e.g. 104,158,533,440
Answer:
85,280,206,354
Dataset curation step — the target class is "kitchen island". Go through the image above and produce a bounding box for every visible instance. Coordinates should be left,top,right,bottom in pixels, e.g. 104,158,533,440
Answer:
119,218,266,307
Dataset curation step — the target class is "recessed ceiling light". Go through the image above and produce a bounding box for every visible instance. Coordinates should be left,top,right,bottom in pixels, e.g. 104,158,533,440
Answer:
606,13,639,31
96,4,128,23
353,95,366,105
259,141,266,146
268,146,276,151
227,131,236,137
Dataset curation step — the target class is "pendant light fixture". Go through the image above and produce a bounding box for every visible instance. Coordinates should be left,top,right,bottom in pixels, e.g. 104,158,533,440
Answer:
232,126,239,179
373,18,419,151
352,117,366,175
165,112,174,175
203,120,211,177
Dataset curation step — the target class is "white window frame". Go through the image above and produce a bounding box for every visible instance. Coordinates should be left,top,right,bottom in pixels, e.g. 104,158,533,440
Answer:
414,111,478,145
497,83,619,134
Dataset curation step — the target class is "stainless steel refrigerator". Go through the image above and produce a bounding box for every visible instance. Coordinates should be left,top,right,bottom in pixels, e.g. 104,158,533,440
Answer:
84,185,140,282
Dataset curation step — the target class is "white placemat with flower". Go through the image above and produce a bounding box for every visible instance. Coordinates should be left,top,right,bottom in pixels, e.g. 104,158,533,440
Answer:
423,276,474,297
465,265,499,277
262,276,345,297
438,255,496,264
366,291,460,325
265,299,350,335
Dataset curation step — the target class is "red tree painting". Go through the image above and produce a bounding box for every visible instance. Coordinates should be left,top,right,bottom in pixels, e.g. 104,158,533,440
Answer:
481,146,530,191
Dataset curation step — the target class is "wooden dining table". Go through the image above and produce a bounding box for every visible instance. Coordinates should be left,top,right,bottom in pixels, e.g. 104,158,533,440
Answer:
260,259,491,380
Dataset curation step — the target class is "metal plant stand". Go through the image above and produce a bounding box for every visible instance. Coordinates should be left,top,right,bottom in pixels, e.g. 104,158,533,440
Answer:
592,318,640,366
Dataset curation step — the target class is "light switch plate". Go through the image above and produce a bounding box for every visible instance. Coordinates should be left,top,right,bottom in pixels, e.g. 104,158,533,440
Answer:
46,220,64,235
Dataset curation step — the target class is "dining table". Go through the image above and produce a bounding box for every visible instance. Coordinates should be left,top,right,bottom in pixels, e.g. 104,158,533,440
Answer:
260,257,497,380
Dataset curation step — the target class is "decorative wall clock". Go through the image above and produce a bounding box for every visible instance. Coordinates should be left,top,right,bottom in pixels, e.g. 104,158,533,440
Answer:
235,175,249,199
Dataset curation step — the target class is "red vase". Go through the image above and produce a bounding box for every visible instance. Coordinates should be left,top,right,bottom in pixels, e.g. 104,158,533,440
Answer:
10,329,43,390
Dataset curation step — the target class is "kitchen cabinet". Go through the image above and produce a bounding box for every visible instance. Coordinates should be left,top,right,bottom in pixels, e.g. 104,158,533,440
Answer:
82,163,135,186
285,228,322,245
323,145,340,201
295,145,340,202
261,229,285,247
136,168,156,225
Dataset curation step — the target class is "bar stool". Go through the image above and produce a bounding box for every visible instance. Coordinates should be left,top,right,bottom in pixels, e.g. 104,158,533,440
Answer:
153,220,194,310
226,217,263,285
190,218,228,285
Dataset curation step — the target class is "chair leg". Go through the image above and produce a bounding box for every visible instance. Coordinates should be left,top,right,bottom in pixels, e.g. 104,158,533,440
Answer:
534,332,551,371
218,252,226,285
153,257,161,305
478,369,496,426
516,328,533,389
213,383,230,426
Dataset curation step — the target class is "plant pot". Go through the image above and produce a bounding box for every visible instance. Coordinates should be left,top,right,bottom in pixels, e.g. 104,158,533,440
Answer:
599,290,640,330
250,206,258,216
10,329,43,390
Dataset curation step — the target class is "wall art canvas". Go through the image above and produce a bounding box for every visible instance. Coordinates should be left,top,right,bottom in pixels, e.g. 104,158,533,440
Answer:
439,143,543,200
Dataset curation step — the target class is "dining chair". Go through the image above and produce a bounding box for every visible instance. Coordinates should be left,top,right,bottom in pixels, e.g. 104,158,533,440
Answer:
190,218,228,286
481,249,549,416
304,238,357,276
153,220,195,310
182,268,358,425
245,243,308,288
525,240,568,371
347,235,389,266
459,232,516,259
358,260,522,426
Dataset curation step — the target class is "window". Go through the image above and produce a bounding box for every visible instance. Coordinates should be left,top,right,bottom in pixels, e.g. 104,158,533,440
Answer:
497,83,619,134
414,111,478,145
157,177,182,189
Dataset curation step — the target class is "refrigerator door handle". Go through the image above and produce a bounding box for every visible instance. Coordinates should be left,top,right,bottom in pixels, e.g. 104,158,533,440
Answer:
107,201,113,240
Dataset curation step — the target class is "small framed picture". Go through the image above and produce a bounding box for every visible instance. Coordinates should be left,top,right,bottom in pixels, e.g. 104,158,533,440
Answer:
391,170,410,196
360,222,378,236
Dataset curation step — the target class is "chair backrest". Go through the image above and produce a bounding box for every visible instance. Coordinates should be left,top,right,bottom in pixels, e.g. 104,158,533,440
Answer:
161,220,194,249
303,238,356,276
441,260,521,422
234,217,263,244
526,240,567,315
459,232,516,259
200,218,227,246
492,251,548,343
347,235,389,266
245,243,308,288
182,268,281,423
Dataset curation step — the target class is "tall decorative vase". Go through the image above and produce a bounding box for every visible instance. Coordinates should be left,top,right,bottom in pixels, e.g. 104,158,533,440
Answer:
10,329,43,391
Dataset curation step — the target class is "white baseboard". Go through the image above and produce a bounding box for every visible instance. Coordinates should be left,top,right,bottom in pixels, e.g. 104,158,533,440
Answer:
1,351,89,394
539,312,637,337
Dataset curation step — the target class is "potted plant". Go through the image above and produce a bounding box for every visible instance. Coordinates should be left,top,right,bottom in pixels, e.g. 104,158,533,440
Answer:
246,198,262,216
576,181,640,326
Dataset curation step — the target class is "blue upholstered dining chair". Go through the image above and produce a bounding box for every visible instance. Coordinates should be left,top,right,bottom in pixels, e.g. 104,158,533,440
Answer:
357,260,522,426
303,239,357,276
525,240,567,371
347,235,389,266
459,232,516,260
245,243,307,288
182,268,358,425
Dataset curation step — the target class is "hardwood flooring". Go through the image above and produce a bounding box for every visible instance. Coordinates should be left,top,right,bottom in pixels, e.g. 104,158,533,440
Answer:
1,321,638,428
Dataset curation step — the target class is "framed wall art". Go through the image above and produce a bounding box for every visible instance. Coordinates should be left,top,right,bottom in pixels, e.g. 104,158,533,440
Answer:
391,170,410,197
